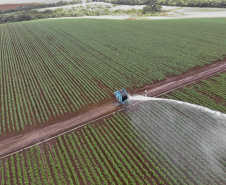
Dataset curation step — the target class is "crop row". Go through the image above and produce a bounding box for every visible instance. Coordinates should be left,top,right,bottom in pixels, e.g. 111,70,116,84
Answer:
1,18,226,135
1,99,225,184
163,72,226,113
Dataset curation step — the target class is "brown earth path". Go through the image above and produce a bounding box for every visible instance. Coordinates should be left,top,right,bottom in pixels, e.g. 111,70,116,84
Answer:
0,60,226,158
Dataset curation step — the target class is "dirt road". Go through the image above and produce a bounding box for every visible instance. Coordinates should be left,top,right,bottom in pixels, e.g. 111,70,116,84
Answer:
135,60,226,97
0,60,226,158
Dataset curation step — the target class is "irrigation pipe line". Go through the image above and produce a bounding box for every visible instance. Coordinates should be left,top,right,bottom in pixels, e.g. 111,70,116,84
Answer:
0,68,226,160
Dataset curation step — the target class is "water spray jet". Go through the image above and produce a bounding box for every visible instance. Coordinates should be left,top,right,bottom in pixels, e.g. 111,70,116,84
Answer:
128,95,226,119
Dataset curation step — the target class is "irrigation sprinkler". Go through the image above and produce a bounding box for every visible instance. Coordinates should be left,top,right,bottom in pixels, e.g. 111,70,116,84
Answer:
145,90,147,97
114,89,128,106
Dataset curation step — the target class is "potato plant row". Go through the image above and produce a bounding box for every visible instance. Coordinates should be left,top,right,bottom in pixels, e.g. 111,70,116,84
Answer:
1,18,226,135
1,99,225,184
163,72,226,113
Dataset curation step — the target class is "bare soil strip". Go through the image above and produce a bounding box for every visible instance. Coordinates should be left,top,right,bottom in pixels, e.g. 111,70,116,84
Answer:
0,60,226,158
0,3,37,11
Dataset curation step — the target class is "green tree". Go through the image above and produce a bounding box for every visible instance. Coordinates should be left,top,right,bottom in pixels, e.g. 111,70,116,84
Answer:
143,0,162,13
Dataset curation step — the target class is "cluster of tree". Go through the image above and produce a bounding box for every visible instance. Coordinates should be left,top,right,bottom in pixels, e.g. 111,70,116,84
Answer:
143,0,162,13
93,0,226,7
158,0,226,8
4,0,225,24
0,10,53,23
0,4,144,24
0,0,82,14
92,0,147,4
1,0,225,18
94,0,162,12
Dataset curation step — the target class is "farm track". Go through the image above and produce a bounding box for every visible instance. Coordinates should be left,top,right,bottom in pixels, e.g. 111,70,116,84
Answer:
0,60,226,158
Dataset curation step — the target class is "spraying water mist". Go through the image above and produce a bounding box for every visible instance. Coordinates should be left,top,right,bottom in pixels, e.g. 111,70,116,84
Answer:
129,95,226,118
126,95,226,180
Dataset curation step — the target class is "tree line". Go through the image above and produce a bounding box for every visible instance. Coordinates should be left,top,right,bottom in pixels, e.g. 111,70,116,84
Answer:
94,0,147,4
0,0,163,24
0,0,225,24
1,0,225,16
0,3,161,24
158,0,226,8
95,0,226,7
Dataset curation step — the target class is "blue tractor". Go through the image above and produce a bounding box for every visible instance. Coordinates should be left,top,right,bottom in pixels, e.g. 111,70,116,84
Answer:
114,89,128,106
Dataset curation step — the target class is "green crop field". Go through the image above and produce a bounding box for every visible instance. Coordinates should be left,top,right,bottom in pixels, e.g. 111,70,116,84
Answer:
0,100,225,184
163,72,226,113
1,18,226,135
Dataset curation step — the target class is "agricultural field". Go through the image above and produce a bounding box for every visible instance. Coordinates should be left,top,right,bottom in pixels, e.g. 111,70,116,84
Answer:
0,100,226,184
1,18,226,135
163,72,226,113
0,3,36,11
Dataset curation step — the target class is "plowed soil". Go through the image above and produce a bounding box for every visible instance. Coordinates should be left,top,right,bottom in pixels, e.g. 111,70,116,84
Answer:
0,59,226,158
0,3,36,11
